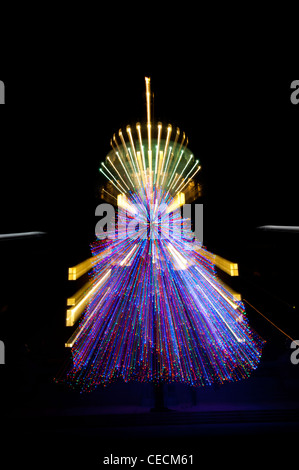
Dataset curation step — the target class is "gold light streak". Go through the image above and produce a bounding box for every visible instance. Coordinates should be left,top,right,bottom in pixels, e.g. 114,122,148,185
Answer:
177,165,201,193
175,161,200,193
127,148,138,174
167,149,184,190
65,271,112,346
136,123,146,173
145,77,151,152
136,151,143,173
145,77,153,186
68,253,111,309
148,149,152,177
194,246,215,264
195,267,239,310
137,151,146,187
167,127,180,173
67,278,93,306
66,290,91,326
160,124,172,181
113,133,125,160
244,299,299,345
117,194,137,215
116,152,135,190
102,188,117,201
118,129,135,176
110,138,118,158
68,258,93,281
220,283,241,302
214,255,239,277
100,168,126,194
155,122,162,179
65,329,80,348
170,173,180,191
161,146,172,187
126,125,139,171
166,192,185,214
177,137,190,185
172,132,185,174
66,269,111,327
107,157,130,192
182,137,189,153
101,162,128,194
126,126,142,189
172,154,193,191
172,127,180,154
145,78,151,127
112,133,136,190
177,131,186,153
156,150,164,184
169,133,188,189
68,252,105,282
194,246,239,277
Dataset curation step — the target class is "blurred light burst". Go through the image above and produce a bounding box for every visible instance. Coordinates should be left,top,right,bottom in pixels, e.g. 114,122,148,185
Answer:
56,78,264,392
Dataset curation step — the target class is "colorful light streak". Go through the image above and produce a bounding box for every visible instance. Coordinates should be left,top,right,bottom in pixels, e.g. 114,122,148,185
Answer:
56,77,264,392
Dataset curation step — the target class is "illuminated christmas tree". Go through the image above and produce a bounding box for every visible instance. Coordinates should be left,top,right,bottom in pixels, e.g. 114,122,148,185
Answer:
57,78,264,393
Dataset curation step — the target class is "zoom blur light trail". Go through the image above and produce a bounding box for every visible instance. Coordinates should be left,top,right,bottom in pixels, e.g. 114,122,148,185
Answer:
56,78,264,392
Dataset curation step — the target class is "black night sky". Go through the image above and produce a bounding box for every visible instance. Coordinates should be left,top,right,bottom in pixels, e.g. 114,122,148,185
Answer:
2,61,298,246
0,41,299,466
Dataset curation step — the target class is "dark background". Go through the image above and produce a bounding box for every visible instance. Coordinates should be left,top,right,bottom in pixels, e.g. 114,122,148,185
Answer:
0,45,298,465
1,64,298,248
